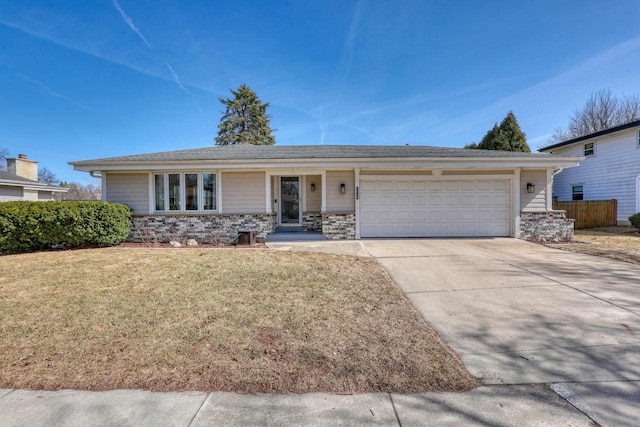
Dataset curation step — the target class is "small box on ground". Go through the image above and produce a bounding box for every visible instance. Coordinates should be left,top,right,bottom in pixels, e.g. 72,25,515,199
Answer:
237,231,256,245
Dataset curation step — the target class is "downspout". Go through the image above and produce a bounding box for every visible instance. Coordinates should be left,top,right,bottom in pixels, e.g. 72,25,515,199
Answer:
550,167,563,208
89,171,102,178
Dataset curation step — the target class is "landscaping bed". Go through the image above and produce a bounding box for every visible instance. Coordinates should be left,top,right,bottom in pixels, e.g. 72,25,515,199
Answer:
546,226,640,264
0,248,479,393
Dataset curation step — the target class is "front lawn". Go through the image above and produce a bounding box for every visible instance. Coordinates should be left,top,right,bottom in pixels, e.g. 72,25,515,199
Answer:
0,248,478,393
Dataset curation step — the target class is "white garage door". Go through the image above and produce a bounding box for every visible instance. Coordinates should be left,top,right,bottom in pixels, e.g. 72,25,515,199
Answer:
360,178,510,237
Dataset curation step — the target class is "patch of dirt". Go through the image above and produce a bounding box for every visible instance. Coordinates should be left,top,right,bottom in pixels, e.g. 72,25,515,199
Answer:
546,226,640,264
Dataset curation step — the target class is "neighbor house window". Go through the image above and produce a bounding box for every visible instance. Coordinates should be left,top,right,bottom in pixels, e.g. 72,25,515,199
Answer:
154,172,217,213
572,185,584,201
583,142,594,156
637,130,640,147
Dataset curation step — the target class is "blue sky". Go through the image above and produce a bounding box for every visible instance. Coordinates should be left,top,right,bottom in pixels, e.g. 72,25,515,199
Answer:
1,0,640,183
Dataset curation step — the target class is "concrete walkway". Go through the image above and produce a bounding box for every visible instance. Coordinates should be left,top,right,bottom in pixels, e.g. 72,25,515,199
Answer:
3,238,639,426
0,385,592,426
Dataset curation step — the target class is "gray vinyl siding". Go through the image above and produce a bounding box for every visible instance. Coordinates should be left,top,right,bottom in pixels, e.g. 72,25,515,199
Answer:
520,169,547,211
305,175,321,211
105,172,150,215
550,128,640,220
326,170,355,212
222,171,266,213
0,185,23,201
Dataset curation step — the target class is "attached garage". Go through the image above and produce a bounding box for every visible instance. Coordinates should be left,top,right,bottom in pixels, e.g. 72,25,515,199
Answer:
359,176,511,238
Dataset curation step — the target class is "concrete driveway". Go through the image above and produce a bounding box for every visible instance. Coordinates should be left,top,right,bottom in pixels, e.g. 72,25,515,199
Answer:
361,238,640,426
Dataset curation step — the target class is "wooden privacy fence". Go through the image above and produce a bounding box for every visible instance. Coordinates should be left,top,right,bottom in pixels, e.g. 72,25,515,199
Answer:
552,199,617,229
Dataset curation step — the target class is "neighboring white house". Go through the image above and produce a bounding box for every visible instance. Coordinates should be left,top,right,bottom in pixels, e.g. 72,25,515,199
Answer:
539,119,640,223
0,154,67,201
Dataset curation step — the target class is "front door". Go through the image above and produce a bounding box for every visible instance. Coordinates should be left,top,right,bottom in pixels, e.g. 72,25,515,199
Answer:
280,177,300,224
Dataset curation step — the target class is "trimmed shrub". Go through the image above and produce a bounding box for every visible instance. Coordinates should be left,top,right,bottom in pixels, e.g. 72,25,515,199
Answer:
0,201,132,254
629,213,640,230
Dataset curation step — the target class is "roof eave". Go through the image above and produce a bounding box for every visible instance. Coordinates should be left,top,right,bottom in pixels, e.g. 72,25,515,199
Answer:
71,156,583,172
0,179,68,192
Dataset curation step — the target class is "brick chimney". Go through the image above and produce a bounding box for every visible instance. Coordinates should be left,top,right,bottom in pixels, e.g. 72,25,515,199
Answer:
7,154,39,181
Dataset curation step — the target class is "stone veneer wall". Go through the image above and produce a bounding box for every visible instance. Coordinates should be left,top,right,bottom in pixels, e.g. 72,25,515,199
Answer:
519,211,574,242
302,212,323,232
130,214,277,244
322,212,356,240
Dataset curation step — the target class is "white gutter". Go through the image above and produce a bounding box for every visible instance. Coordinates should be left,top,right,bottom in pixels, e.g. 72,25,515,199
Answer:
70,157,583,173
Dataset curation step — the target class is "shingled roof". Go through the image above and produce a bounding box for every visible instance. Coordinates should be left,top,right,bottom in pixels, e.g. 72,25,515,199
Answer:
0,170,38,183
0,170,67,192
71,144,557,165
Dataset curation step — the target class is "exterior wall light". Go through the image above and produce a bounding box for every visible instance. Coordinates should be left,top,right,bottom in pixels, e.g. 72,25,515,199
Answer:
527,183,535,193
310,182,316,192
340,183,346,194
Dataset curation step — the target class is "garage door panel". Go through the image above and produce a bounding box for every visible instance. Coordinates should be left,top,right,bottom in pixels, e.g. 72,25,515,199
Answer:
493,181,509,190
360,178,510,238
412,211,427,221
412,195,426,206
428,195,443,206
444,181,459,190
412,181,426,191
395,181,410,191
461,181,476,191
396,195,410,206
379,196,394,206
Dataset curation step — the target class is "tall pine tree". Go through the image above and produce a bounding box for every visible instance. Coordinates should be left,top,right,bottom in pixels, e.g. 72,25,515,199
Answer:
467,111,530,152
215,84,276,145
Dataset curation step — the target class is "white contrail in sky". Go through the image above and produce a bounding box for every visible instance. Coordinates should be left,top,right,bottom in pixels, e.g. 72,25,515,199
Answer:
112,0,151,48
166,63,192,95
110,1,211,124
15,72,88,110
167,64,212,124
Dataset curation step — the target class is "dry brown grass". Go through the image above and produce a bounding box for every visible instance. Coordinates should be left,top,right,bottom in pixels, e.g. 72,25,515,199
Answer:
0,248,479,393
547,226,640,264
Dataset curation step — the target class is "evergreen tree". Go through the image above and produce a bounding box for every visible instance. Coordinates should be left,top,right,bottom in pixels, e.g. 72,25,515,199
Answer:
215,84,276,145
474,111,530,152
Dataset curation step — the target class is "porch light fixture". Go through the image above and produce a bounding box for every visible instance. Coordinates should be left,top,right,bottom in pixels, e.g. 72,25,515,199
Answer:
340,183,346,194
310,182,316,192
527,183,535,193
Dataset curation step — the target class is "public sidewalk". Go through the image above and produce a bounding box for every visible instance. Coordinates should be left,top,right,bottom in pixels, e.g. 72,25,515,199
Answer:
0,385,594,427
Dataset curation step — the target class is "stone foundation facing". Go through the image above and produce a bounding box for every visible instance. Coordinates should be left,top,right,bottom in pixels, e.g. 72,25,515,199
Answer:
520,211,574,242
322,212,356,240
302,212,323,232
130,214,277,244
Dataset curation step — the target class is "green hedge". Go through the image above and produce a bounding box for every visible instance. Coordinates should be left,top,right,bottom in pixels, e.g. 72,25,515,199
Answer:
629,213,640,230
0,201,132,254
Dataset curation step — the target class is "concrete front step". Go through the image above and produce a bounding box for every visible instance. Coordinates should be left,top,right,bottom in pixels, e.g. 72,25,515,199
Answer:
266,232,327,242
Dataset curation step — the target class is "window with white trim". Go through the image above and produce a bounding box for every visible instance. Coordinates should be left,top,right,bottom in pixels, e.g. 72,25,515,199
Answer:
153,172,217,212
583,142,594,156
572,185,584,201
